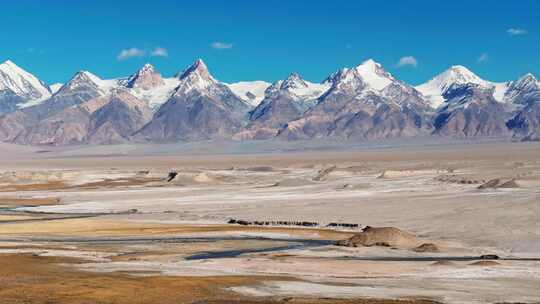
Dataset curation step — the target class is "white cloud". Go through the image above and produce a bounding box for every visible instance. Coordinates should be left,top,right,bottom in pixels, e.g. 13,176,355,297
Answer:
151,47,168,57
507,28,527,36
477,53,488,63
117,48,146,61
396,56,418,68
211,42,233,49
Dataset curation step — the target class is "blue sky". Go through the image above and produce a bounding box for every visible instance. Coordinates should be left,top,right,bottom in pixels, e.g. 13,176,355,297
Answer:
1,0,538,85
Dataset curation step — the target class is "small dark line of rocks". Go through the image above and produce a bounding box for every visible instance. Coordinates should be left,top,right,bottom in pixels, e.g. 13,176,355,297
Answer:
227,218,361,229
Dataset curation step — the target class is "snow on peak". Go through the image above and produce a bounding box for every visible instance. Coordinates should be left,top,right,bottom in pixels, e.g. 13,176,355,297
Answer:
419,65,487,92
328,59,394,93
130,63,157,79
516,73,537,85
322,68,349,85
65,71,103,88
49,83,63,94
356,59,382,72
500,72,540,103
126,63,164,90
174,59,218,95
0,59,51,101
506,73,538,93
416,65,489,108
179,59,211,80
352,59,394,90
55,70,118,96
448,65,485,84
264,73,330,101
226,80,271,106
79,71,103,85
140,63,156,72
282,73,309,89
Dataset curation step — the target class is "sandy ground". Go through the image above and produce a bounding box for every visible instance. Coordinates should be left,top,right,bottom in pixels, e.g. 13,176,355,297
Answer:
0,141,539,303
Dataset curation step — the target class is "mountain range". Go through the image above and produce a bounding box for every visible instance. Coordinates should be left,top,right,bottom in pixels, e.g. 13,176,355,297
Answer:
0,58,539,145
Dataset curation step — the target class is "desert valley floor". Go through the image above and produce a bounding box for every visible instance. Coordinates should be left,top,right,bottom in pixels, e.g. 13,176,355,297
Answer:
0,141,539,304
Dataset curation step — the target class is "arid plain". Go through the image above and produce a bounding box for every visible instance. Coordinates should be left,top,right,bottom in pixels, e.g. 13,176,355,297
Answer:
0,141,539,304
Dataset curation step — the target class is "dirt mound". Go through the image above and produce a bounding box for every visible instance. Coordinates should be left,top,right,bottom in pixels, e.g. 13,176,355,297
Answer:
413,243,440,253
469,261,501,266
478,178,520,189
169,171,224,184
193,173,214,183
313,166,337,181
335,226,419,249
430,261,457,267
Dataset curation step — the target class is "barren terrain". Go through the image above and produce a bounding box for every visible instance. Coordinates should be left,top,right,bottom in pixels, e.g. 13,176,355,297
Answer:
0,141,539,304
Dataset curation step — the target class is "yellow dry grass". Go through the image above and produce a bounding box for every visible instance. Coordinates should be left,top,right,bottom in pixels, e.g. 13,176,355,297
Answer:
0,214,35,221
0,181,68,192
0,254,440,304
0,197,60,207
0,217,354,240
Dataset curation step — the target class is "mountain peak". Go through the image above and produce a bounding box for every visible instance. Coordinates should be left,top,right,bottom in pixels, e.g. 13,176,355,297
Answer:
358,58,380,69
174,59,219,96
332,59,393,91
322,68,349,85
518,73,537,82
74,70,102,84
54,70,104,95
449,65,471,71
140,63,156,73
0,60,27,75
509,73,539,91
418,65,487,93
179,59,210,80
442,65,484,84
287,72,302,79
415,65,488,108
126,63,164,90
0,59,51,101
1,59,17,68
281,73,308,89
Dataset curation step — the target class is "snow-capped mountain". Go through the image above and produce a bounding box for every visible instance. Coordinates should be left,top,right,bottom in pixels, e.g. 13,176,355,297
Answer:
503,73,540,105
234,73,330,140
415,65,492,108
0,58,539,145
121,64,179,110
278,60,432,140
125,63,165,90
33,71,110,120
349,59,394,90
134,59,252,142
265,72,330,101
55,71,108,96
0,60,51,100
0,60,51,113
